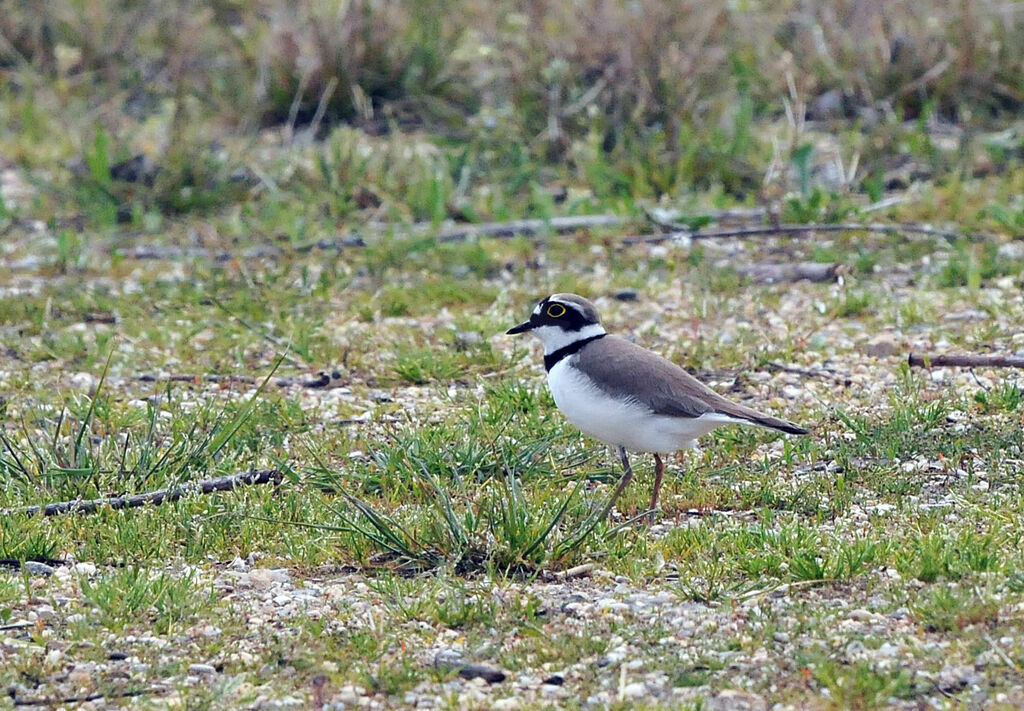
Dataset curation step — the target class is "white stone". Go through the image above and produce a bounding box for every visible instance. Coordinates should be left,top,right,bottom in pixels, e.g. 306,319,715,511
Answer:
621,682,647,699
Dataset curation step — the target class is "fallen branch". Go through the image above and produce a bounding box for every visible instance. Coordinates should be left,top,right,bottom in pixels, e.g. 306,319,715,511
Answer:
645,194,915,228
110,214,631,260
733,261,845,284
94,212,973,264
435,214,628,242
139,373,257,384
10,688,157,706
135,372,341,388
908,353,1024,369
622,222,968,245
113,244,285,260
0,557,64,570
645,208,766,232
5,469,283,517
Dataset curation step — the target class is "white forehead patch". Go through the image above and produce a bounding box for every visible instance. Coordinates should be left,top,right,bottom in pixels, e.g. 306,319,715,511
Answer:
532,303,543,315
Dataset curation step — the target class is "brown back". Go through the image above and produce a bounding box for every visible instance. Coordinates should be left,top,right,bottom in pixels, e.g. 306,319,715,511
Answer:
574,336,808,434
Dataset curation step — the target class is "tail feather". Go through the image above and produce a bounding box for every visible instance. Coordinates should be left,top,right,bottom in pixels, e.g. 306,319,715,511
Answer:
707,393,809,436
746,413,809,435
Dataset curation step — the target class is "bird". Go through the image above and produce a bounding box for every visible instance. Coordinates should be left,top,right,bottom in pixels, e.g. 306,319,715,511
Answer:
506,293,809,522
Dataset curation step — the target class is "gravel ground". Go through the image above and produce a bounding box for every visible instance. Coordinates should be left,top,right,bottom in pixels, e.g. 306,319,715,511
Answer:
5,554,1024,709
2,230,1024,709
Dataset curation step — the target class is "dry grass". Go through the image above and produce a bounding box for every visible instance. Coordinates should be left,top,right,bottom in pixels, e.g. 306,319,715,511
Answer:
2,1,1021,190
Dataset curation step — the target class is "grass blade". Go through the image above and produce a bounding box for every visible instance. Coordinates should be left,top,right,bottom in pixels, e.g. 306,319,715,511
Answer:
413,457,468,548
206,352,285,460
73,345,115,465
522,472,586,560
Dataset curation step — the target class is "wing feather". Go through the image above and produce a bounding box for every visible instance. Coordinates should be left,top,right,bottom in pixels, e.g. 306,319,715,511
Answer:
574,336,808,435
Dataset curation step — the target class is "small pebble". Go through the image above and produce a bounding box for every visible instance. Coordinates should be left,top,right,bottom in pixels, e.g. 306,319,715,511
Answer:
188,663,217,676
454,331,483,348
458,663,507,684
621,681,647,699
708,690,767,711
72,562,97,576
23,561,55,576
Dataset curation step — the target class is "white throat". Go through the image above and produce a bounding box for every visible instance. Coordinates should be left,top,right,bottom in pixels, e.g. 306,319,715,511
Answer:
532,323,606,355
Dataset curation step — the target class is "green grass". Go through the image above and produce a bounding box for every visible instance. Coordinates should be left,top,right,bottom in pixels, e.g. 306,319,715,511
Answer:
1,230,1022,711
812,660,916,710
80,566,215,635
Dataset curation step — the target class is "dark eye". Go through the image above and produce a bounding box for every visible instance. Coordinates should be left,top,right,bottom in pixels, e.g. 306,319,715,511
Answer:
546,303,566,318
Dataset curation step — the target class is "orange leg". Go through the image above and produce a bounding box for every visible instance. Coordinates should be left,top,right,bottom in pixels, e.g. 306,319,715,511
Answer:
649,453,665,523
598,446,635,522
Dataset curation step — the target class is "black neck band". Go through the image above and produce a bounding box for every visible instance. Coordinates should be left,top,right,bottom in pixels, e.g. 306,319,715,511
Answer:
544,334,606,372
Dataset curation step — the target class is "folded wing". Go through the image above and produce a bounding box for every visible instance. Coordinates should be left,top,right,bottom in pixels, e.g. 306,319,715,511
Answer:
574,336,808,435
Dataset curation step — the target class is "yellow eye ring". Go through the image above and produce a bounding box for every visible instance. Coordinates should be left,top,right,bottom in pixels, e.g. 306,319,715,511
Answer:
546,303,567,318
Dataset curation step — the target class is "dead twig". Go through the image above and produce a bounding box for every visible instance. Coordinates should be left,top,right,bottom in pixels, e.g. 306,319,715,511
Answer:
968,368,992,392
434,214,628,242
0,557,64,570
139,373,258,385
558,562,596,579
645,195,915,229
983,633,1024,677
136,372,340,388
5,469,283,517
644,207,768,232
306,77,339,142
861,195,914,213
209,297,307,368
10,688,157,706
97,213,969,264
887,52,952,102
112,244,283,260
108,214,631,261
622,222,969,245
908,353,1024,370
732,578,838,602
734,261,846,284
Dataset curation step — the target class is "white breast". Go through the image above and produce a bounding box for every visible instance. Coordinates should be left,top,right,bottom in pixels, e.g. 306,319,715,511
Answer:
547,359,744,453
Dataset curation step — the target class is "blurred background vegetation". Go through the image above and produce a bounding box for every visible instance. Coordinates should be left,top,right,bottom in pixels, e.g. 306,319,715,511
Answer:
1,0,1022,233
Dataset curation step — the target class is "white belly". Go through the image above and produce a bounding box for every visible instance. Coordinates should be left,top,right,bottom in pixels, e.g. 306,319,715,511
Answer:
546,360,742,453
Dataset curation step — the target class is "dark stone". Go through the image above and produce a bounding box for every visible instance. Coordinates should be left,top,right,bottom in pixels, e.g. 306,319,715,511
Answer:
458,664,506,684
434,649,506,684
110,154,160,186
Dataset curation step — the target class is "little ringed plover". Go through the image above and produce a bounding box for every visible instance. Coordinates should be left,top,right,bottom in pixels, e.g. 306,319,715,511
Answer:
507,293,809,522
